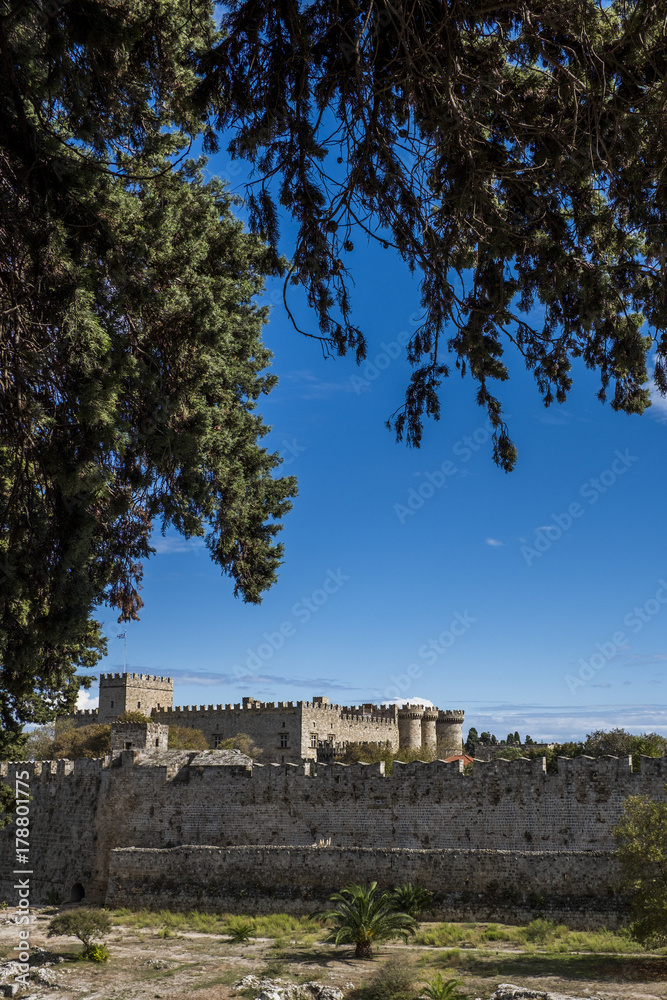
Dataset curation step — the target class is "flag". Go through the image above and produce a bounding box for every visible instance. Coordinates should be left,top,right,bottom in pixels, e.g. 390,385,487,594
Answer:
117,632,126,639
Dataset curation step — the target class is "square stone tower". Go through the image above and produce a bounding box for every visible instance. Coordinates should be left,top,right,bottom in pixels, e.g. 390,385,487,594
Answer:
110,721,169,752
98,673,173,723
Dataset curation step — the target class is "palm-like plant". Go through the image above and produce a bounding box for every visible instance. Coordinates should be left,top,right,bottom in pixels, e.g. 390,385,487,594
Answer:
317,881,417,959
420,974,465,1000
225,917,254,943
391,883,434,919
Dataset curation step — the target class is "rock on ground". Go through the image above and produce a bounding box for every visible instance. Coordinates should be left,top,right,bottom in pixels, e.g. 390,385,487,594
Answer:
489,985,604,1000
0,952,64,996
235,975,346,1000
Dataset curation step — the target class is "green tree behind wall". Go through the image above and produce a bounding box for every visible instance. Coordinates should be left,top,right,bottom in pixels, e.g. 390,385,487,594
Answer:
614,794,667,946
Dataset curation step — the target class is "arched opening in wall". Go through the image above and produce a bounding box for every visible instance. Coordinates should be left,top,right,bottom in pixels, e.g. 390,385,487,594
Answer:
70,883,85,903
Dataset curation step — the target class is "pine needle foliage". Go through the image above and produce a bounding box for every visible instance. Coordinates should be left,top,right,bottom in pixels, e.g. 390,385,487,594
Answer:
0,0,295,741
208,1,667,465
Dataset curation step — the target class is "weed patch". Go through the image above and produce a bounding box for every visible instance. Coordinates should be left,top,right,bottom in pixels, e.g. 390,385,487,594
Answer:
112,909,321,943
414,919,658,955
355,956,416,1000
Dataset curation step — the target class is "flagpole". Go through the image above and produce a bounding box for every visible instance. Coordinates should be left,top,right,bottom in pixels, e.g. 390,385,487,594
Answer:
117,632,127,674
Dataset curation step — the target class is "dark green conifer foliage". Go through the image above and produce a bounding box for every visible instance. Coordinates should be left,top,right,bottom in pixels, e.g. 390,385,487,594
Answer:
0,0,295,741
208,1,667,465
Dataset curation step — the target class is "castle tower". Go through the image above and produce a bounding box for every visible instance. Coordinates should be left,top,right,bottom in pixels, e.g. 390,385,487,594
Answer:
397,705,424,750
98,673,173,724
110,721,169,753
436,710,465,755
421,709,438,752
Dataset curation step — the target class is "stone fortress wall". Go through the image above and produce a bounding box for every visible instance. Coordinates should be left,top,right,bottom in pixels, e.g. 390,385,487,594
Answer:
1,746,666,925
66,674,465,764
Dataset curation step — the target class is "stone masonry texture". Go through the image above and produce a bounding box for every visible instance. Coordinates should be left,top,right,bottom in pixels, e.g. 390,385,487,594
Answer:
1,751,666,924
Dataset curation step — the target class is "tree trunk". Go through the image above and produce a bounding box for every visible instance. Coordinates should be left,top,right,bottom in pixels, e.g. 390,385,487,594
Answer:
355,941,373,959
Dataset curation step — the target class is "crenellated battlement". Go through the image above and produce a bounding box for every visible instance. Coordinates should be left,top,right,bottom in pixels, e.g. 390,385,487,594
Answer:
100,672,173,684
339,703,397,716
153,701,301,715
97,671,174,724
338,713,394,725
1,757,109,779
3,751,663,782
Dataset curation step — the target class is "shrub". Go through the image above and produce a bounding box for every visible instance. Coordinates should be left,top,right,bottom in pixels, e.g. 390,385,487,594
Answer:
366,956,415,1000
84,943,109,962
437,949,461,968
167,725,209,751
216,732,263,759
614,793,667,946
48,909,112,958
414,923,468,948
522,918,556,944
116,711,152,723
52,722,111,759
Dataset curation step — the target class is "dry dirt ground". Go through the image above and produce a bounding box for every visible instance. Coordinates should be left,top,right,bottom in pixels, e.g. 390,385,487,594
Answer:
0,909,666,1000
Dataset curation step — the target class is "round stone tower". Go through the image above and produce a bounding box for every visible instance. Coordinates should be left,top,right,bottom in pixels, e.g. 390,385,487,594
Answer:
436,710,465,756
397,706,424,750
421,709,438,752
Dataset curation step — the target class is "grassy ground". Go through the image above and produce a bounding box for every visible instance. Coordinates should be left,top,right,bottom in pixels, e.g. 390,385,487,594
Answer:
412,917,652,954
2,907,666,1000
107,909,667,996
112,909,323,946
111,909,657,956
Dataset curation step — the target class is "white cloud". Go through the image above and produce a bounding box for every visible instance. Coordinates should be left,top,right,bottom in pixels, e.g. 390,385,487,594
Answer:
152,535,206,555
538,410,571,427
649,391,667,423
462,701,667,742
647,357,667,423
281,370,355,400
76,689,98,711
382,697,434,708
486,537,503,547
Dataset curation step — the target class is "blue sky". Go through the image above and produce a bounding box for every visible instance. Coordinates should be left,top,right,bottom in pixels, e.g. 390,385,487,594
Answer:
79,152,667,745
